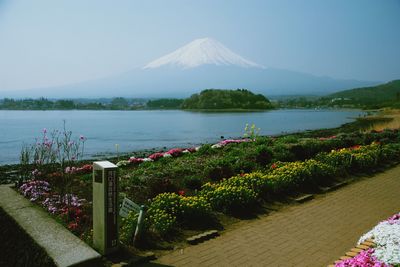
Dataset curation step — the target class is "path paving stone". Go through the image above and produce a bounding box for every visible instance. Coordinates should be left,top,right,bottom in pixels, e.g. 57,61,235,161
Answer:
153,166,400,267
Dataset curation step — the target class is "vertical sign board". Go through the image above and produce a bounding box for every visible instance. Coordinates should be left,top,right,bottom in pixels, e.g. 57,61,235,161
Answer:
93,161,118,255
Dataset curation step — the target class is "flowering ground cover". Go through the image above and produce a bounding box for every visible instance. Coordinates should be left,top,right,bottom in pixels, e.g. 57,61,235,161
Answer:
335,212,400,267
14,126,400,249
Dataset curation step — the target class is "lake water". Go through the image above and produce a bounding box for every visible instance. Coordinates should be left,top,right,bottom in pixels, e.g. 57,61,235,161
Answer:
0,109,364,164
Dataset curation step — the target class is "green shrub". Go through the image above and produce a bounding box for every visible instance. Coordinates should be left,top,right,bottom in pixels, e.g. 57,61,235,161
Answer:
147,209,176,235
316,149,353,173
272,144,295,162
183,176,203,190
221,172,270,197
381,143,400,161
180,196,212,222
147,193,181,235
352,152,376,169
268,161,312,193
204,158,235,181
302,159,336,185
149,193,181,217
200,183,257,213
275,135,299,144
120,211,138,245
197,144,214,155
255,145,272,165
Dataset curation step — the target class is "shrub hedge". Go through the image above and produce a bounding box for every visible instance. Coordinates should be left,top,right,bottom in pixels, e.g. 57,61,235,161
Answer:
144,142,400,236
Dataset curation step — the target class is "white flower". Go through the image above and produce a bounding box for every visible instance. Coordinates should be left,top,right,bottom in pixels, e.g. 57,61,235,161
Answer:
116,160,130,167
211,144,223,149
142,158,153,162
358,218,400,265
163,153,172,158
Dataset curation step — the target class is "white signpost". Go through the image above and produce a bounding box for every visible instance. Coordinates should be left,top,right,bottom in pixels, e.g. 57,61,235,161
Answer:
119,197,141,218
119,196,147,245
93,161,119,255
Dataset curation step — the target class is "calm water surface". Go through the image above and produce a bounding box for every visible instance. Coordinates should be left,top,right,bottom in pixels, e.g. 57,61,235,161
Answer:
0,109,364,164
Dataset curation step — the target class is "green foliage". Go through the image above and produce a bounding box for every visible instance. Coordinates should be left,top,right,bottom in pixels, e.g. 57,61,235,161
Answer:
110,97,129,109
329,80,400,107
147,193,213,235
184,176,203,190
271,143,296,162
0,97,148,110
120,212,139,245
243,123,261,139
146,98,184,109
205,157,235,181
181,89,273,110
255,145,273,165
197,144,214,155
381,143,400,161
147,193,180,235
221,172,270,197
180,196,212,222
148,209,176,236
200,183,258,213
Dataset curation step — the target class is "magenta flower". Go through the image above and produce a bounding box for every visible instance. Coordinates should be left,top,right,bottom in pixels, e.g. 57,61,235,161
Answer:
335,249,391,267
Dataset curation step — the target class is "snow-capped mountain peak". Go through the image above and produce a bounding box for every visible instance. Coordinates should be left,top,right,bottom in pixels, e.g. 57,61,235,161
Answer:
143,37,264,69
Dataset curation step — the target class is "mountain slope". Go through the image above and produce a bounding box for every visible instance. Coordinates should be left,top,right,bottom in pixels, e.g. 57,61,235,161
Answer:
329,80,400,104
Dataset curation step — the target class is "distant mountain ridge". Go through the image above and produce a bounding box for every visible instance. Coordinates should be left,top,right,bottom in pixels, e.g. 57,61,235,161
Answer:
2,37,380,98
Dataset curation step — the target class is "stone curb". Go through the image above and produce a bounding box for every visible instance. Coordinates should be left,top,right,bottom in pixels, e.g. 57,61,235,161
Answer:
186,230,219,245
0,184,101,267
294,194,314,203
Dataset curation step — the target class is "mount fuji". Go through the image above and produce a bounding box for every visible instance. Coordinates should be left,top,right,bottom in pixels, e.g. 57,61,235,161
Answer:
6,37,380,98
143,37,264,69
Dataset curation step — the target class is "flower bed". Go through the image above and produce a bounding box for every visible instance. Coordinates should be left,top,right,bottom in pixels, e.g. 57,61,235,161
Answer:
18,175,91,236
141,142,400,236
334,212,400,266
15,127,400,247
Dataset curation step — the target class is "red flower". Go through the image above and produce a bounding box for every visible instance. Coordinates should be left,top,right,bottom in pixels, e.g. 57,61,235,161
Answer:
187,147,197,153
271,163,277,169
129,157,144,164
68,222,78,230
178,190,185,196
166,148,184,157
149,152,165,160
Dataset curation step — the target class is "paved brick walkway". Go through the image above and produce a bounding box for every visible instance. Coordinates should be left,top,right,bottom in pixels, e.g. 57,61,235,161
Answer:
153,166,400,267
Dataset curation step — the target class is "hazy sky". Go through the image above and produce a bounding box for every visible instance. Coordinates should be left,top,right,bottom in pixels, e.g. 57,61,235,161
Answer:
0,0,399,92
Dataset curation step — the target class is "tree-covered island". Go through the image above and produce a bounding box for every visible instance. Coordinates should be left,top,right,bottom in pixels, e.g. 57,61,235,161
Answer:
181,89,273,110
